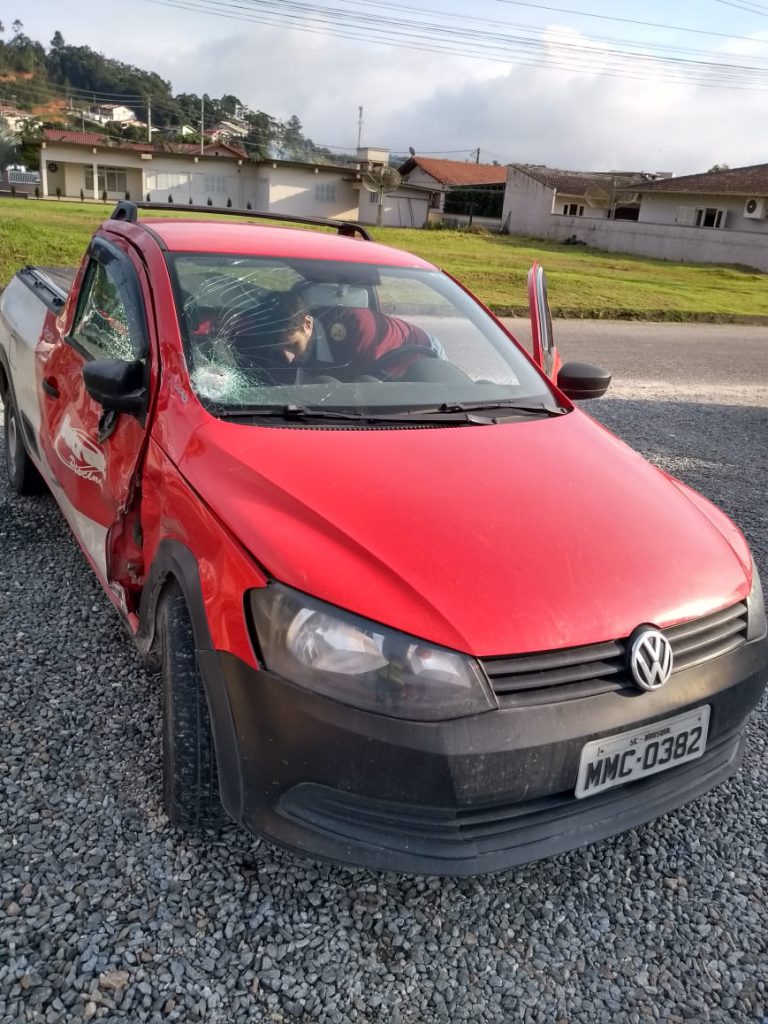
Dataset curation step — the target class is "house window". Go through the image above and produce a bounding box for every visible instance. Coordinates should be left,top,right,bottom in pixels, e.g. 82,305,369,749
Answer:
204,175,228,195
147,172,189,191
562,203,584,216
694,207,726,229
85,166,128,194
429,191,441,209
369,191,380,205
315,183,336,203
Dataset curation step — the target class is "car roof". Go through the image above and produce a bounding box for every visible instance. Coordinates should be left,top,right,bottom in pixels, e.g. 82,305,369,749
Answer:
139,219,438,269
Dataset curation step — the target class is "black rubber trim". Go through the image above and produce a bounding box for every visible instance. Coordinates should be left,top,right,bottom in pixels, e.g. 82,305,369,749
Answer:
137,539,243,820
215,632,768,875
16,267,68,313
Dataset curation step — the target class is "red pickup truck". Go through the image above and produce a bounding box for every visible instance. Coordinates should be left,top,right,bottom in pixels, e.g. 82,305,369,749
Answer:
1,202,765,875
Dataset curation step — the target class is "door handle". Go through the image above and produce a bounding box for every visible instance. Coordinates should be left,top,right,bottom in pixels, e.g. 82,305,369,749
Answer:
42,378,60,398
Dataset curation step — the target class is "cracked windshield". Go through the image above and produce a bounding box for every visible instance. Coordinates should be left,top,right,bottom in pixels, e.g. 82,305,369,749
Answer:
168,254,556,416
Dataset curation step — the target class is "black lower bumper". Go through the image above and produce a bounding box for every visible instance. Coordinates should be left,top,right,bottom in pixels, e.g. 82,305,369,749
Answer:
200,636,768,876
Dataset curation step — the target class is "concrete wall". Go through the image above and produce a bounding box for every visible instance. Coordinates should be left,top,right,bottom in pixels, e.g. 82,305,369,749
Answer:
639,192,768,233
502,169,612,235
501,171,553,235
544,214,768,272
263,167,359,219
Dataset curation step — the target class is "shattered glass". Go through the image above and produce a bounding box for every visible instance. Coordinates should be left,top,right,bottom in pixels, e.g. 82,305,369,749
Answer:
72,262,141,362
167,254,555,418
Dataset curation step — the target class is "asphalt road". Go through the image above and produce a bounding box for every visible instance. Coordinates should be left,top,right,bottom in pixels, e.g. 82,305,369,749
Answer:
1,322,767,1024
505,318,768,399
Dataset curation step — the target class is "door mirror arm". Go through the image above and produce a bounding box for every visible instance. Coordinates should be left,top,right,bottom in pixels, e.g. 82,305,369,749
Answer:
82,358,148,417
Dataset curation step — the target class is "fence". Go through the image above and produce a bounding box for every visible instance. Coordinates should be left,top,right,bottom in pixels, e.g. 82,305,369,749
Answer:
544,215,768,273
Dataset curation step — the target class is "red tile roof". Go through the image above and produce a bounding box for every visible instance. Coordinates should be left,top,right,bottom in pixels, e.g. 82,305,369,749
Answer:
43,129,153,152
629,163,768,196
42,128,246,160
398,156,507,186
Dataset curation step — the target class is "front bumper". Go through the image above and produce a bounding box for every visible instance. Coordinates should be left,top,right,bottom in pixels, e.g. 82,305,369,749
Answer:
201,635,768,875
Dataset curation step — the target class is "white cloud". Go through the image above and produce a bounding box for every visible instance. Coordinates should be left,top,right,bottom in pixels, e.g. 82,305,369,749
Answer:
20,4,768,173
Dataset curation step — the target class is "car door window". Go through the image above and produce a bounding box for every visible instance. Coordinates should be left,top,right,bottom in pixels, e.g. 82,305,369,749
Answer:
70,258,145,362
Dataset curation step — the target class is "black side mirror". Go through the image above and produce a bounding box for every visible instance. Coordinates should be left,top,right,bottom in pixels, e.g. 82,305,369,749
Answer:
82,358,147,415
557,361,612,401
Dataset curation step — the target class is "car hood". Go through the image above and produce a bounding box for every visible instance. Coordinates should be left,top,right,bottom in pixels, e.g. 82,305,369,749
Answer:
179,410,751,657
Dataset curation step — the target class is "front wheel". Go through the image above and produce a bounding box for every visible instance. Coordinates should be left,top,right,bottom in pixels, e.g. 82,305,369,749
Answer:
158,582,225,830
3,390,44,495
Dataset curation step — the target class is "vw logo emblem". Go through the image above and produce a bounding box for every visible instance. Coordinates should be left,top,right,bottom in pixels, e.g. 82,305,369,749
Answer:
629,628,674,691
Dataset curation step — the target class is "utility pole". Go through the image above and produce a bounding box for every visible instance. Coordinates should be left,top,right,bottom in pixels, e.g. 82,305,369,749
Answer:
147,96,152,143
356,106,363,150
475,147,480,164
201,96,205,154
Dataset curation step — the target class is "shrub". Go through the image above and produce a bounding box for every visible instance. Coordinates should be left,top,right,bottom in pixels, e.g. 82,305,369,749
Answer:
168,194,174,203
226,197,232,208
188,196,193,204
246,200,252,210
146,192,151,203
10,184,16,197
56,187,62,200
101,189,108,203
125,191,131,201
79,188,84,202
34,185,40,199
207,196,213,206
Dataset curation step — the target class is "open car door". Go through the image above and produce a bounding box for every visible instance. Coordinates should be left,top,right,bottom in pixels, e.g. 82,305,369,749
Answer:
527,261,561,382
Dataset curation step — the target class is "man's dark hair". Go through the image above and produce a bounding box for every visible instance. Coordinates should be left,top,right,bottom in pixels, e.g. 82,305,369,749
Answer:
266,287,310,333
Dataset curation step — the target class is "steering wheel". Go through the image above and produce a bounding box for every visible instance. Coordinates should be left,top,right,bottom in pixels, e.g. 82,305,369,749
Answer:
372,344,440,380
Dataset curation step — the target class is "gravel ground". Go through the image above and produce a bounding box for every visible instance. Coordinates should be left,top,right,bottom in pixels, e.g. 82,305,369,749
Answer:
1,349,767,1024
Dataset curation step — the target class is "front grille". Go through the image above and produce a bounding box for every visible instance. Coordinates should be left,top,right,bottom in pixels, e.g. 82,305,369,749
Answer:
482,601,749,707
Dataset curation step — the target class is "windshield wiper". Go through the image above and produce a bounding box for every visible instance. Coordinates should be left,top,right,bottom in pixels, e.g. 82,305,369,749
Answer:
435,401,568,418
213,401,566,424
214,404,496,424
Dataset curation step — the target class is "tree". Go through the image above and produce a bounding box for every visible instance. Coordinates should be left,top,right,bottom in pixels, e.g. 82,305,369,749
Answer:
12,20,23,36
708,163,729,173
50,30,65,51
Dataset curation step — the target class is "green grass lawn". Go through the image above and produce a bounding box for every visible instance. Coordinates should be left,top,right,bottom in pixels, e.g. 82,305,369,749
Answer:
2,197,767,321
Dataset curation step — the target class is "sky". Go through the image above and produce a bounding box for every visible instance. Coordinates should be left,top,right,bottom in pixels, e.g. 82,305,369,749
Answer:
11,0,768,174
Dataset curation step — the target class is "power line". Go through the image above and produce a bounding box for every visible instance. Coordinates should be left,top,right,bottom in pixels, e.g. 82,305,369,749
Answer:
715,0,768,14
494,0,768,42
139,0,768,91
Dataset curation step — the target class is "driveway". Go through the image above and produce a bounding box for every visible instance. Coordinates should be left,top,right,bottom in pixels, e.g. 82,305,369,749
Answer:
1,322,766,1024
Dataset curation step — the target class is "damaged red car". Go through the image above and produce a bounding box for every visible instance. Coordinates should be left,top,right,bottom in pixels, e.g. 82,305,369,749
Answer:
1,202,766,875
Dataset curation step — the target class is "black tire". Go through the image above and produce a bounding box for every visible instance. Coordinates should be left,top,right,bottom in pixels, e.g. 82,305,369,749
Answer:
3,389,45,495
158,582,225,830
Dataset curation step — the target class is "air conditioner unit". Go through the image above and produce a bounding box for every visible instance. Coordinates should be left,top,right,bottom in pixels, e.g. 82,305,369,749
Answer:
743,197,766,219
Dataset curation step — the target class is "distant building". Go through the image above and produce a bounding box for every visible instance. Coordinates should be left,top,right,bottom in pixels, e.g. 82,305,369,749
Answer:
85,104,137,126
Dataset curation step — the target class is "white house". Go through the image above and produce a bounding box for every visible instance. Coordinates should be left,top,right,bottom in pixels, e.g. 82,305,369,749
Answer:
40,130,251,205
85,104,137,126
34,131,429,226
398,155,507,227
205,120,249,142
631,163,768,235
501,165,658,236
500,161,768,272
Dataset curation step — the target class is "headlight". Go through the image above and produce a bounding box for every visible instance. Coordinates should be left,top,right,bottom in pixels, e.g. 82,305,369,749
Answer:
747,558,766,641
249,584,495,721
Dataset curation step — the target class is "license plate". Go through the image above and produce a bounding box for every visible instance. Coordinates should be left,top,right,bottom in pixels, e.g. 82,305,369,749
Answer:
574,706,711,800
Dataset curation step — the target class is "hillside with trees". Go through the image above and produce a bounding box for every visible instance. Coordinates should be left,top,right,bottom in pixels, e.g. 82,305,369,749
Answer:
0,19,332,166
